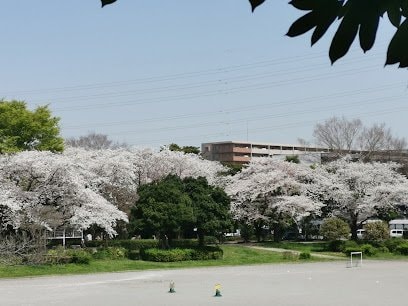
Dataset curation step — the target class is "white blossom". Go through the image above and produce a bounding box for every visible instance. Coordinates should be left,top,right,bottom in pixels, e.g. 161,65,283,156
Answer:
0,147,225,237
311,158,408,236
226,158,323,226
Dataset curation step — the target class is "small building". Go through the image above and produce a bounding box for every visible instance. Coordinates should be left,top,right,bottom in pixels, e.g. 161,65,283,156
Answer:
46,227,83,247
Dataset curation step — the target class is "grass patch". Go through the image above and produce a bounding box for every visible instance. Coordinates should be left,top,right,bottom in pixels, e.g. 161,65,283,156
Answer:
260,241,330,253
0,245,322,279
259,241,408,260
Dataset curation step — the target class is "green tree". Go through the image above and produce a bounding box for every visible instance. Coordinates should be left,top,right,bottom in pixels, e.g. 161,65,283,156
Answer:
319,217,351,240
285,155,300,164
129,175,193,247
129,175,231,247
181,146,200,154
221,162,244,176
0,100,64,153
102,0,408,68
165,143,200,155
167,143,182,152
183,176,232,246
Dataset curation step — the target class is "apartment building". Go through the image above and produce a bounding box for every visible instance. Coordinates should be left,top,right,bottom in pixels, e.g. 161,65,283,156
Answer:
201,141,329,164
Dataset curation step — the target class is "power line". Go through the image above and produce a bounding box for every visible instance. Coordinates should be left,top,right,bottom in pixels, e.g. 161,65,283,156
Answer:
127,105,408,147
62,82,405,130
100,94,407,136
35,53,380,104
54,63,382,112
0,51,331,96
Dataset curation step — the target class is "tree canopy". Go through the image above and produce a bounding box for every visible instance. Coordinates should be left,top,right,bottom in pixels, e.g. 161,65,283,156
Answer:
164,143,200,155
0,147,225,240
227,158,323,241
0,100,64,154
65,132,128,150
129,175,231,246
101,0,408,68
311,158,408,239
0,150,128,237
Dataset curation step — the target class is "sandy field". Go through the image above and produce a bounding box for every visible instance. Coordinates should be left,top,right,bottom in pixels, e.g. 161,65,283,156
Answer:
1,260,407,306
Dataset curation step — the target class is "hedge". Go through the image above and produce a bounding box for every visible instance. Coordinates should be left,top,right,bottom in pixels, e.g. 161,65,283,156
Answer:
140,246,223,262
396,242,408,255
91,247,127,260
45,248,92,265
86,239,159,250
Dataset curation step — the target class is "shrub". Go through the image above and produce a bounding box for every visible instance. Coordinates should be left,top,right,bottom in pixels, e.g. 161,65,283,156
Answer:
363,222,390,241
86,239,159,250
45,248,92,265
140,248,193,262
320,217,350,241
282,251,298,260
384,238,406,252
396,242,408,255
342,241,361,255
127,250,140,260
92,247,127,260
204,236,219,245
190,246,223,260
299,252,311,260
68,250,92,264
360,244,377,256
343,246,363,256
377,246,390,253
327,240,346,252
86,238,219,250
140,246,223,262
45,247,73,264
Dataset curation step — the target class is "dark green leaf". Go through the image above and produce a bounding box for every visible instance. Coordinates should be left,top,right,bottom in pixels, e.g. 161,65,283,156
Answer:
286,12,316,37
312,20,335,45
287,0,343,45
101,0,117,7
329,5,359,63
338,0,351,18
249,0,266,12
289,0,316,11
387,2,402,27
311,0,344,45
359,8,380,52
386,18,408,67
402,0,408,17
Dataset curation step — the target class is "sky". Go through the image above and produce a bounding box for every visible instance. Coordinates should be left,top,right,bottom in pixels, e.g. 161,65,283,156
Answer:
0,0,407,150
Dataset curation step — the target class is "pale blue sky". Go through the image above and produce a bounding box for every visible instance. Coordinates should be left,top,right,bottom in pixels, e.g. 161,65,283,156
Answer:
0,1,407,149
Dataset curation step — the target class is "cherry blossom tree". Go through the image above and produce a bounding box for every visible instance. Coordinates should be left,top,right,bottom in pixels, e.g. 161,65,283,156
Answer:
152,149,226,185
0,146,226,245
0,180,23,231
64,147,225,217
0,151,128,238
312,158,408,240
226,158,323,241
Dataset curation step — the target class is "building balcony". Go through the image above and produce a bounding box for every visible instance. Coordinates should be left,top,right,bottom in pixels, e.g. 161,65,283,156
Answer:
232,155,251,162
232,147,251,154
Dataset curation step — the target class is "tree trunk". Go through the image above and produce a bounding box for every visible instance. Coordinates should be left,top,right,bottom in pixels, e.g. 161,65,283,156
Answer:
350,214,358,241
273,224,283,242
254,223,263,242
159,233,170,249
198,231,205,247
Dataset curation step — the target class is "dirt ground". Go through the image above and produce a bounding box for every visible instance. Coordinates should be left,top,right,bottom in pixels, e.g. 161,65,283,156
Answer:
1,260,407,305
